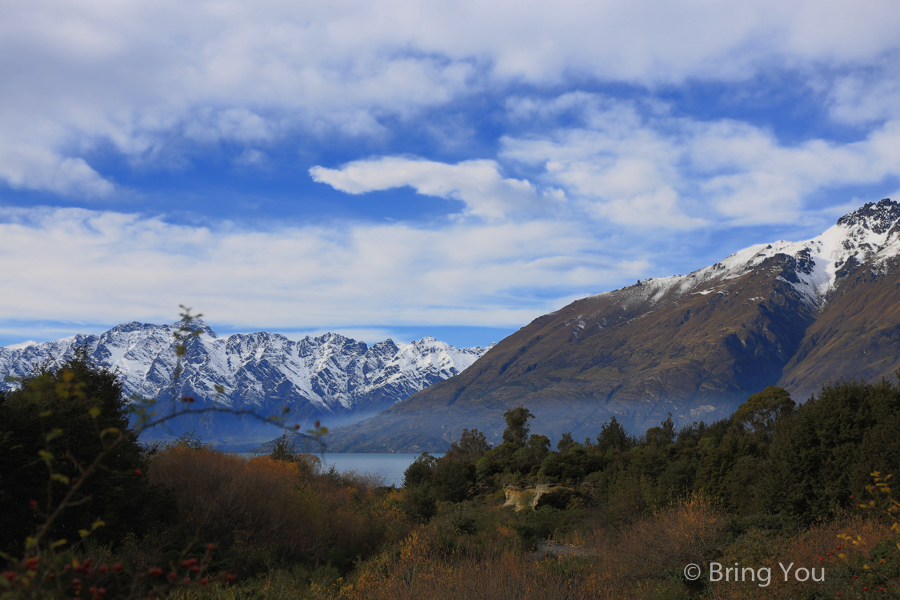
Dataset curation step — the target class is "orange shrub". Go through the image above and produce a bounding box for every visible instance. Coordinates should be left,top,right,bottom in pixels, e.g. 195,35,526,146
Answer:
149,448,322,560
710,515,895,600
586,492,726,584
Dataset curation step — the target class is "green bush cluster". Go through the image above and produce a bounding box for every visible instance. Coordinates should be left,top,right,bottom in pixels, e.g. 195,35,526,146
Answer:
406,378,900,526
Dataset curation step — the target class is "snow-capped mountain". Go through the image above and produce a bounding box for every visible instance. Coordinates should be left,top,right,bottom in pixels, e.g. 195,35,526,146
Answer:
0,323,490,442
324,199,900,452
604,198,900,313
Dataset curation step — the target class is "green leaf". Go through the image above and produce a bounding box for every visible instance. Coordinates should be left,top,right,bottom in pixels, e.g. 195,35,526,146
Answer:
45,428,64,442
79,529,91,539
50,473,70,484
38,450,54,464
50,539,68,549
39,410,52,418
89,406,101,418
214,384,225,394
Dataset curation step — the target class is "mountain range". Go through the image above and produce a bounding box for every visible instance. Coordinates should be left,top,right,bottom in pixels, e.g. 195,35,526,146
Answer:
322,199,900,452
0,324,489,448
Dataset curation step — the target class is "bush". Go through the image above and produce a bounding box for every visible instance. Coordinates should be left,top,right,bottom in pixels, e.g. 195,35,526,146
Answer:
0,347,173,554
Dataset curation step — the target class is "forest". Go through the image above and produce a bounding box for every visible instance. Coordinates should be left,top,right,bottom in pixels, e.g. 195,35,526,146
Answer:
1,346,899,599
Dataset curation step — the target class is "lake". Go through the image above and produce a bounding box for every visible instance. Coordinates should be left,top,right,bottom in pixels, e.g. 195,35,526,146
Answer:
242,452,421,487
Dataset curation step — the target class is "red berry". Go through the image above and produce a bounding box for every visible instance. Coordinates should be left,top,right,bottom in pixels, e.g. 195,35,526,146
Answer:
113,564,123,572
29,500,38,509
181,396,195,403
99,565,108,574
1,572,16,582
148,568,163,576
190,566,200,573
134,469,143,477
206,543,215,551
293,424,300,430
200,578,209,586
314,421,320,428
48,573,55,580
168,572,176,579
225,574,235,583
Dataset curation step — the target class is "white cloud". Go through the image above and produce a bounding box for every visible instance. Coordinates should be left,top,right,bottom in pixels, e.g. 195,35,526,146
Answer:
0,143,115,198
2,0,900,195
0,205,645,333
500,95,900,227
234,149,267,167
310,157,553,220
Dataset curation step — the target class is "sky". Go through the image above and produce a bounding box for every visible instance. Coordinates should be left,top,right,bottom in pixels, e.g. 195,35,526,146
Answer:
2,0,900,349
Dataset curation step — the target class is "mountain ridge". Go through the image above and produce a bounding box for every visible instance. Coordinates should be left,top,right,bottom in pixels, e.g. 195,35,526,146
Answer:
0,324,490,447
322,199,900,452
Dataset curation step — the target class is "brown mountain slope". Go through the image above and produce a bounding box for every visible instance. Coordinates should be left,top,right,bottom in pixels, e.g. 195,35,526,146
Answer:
326,255,819,451
779,255,900,399
324,199,900,452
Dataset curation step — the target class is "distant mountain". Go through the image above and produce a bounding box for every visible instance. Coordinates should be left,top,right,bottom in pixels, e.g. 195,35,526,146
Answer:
325,199,900,452
0,324,490,448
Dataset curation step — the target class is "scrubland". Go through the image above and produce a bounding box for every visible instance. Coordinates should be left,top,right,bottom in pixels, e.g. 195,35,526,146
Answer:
2,348,898,599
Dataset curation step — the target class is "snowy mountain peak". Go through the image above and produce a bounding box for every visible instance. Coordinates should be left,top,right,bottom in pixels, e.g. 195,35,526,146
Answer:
837,198,900,235
586,199,900,315
0,323,490,425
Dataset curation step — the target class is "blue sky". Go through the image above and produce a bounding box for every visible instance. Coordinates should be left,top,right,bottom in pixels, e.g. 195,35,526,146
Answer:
2,0,900,349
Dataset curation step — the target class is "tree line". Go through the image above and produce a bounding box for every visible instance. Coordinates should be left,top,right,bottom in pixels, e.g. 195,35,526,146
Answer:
402,376,900,526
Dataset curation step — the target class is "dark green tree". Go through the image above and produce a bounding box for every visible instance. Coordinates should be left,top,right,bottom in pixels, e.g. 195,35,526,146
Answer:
759,377,900,522
732,386,795,443
0,346,173,553
502,406,534,447
403,452,437,488
270,432,297,462
556,431,575,453
445,429,491,463
643,414,675,446
597,416,632,452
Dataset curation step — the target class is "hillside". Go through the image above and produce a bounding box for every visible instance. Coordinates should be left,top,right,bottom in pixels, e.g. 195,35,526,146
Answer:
324,199,900,452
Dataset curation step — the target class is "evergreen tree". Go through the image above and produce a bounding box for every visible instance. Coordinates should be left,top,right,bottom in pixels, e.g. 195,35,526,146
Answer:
0,346,172,553
502,406,534,447
597,416,631,452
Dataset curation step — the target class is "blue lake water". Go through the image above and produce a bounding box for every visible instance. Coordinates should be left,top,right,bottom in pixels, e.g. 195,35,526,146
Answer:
241,452,421,487
317,453,421,487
